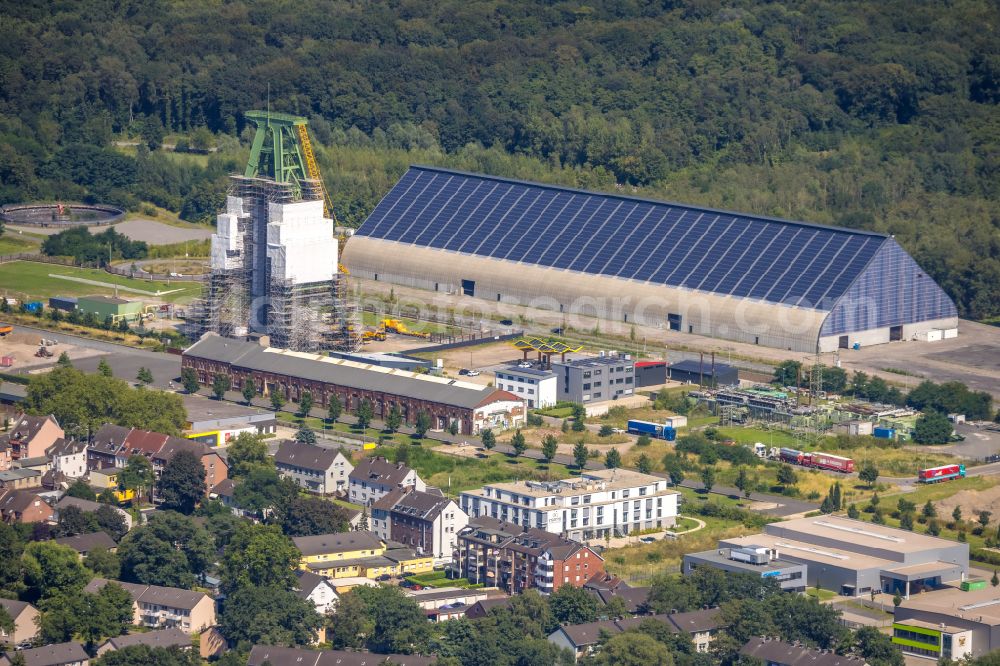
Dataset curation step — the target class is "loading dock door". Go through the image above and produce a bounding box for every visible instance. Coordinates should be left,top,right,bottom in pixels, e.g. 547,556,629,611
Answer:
890,325,903,341
667,313,682,332
839,335,849,349
461,279,475,297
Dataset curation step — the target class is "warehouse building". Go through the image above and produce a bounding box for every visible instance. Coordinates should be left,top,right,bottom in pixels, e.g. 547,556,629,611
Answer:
683,545,807,592
893,584,1000,660
76,295,144,323
668,359,739,387
719,515,968,598
343,166,958,353
183,334,524,435
550,354,635,405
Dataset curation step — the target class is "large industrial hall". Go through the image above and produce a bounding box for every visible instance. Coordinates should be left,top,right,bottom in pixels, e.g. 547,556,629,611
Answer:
343,166,958,353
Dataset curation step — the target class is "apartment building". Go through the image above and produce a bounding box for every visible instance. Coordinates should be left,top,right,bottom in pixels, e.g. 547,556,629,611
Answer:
0,641,89,666
0,414,64,461
48,438,88,479
460,468,679,541
349,456,425,506
493,366,557,409
388,489,469,565
87,424,131,471
293,531,433,580
85,578,216,634
453,517,605,595
152,438,228,491
274,440,353,495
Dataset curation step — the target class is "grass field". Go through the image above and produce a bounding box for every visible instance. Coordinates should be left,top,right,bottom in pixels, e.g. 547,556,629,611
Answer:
0,261,202,303
360,311,459,335
0,234,42,255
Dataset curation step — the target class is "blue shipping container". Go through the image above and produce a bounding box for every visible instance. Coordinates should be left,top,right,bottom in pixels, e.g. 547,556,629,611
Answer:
24,302,43,313
873,427,895,439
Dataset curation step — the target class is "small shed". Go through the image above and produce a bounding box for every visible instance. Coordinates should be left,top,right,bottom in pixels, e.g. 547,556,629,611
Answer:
634,361,667,387
48,296,78,312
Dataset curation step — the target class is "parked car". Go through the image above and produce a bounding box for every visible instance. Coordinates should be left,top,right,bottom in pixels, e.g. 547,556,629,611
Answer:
458,368,470,376
466,369,480,377
639,536,656,544
377,574,392,581
611,428,625,434
551,327,564,334
499,319,513,326
987,454,1000,463
517,361,532,368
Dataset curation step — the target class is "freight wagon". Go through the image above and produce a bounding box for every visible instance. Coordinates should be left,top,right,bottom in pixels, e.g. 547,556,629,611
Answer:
779,448,806,465
626,420,677,441
918,464,966,483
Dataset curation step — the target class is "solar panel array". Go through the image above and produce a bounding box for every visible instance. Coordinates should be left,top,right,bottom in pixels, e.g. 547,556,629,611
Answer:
357,166,888,309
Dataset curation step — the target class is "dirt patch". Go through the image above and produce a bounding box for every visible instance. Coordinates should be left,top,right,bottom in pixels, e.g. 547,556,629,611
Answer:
107,219,212,245
0,333,100,369
932,485,1000,519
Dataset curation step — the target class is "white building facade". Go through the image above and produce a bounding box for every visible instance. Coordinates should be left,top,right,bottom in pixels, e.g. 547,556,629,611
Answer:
493,367,557,409
460,469,679,542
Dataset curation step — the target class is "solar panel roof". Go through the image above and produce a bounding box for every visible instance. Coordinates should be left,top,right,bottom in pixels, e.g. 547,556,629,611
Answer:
356,166,889,309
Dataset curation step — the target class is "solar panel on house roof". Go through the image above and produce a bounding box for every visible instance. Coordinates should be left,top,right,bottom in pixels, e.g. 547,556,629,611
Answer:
357,166,889,308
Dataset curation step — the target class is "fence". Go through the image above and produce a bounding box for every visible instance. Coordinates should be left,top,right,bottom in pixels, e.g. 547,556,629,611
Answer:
0,253,78,266
105,264,208,283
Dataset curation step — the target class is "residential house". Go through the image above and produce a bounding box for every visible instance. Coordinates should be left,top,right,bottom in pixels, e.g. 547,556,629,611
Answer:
48,439,88,479
548,610,725,661
274,440,353,495
295,570,339,615
740,637,869,666
0,598,39,646
371,487,409,542
583,573,650,614
115,428,171,467
247,645,436,666
349,456,425,507
293,531,433,580
54,531,118,558
0,441,10,472
0,641,89,666
54,496,133,530
86,467,136,503
460,469,680,541
405,587,492,623
0,489,53,524
389,489,468,564
454,517,605,595
208,478,246,516
87,424,131,471
465,597,512,620
95,627,191,657
152,438,228,491
0,469,41,490
15,456,50,475
85,578,216,634
0,414,64,461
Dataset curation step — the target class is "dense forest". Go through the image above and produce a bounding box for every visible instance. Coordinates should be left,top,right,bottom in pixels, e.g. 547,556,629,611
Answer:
0,0,997,318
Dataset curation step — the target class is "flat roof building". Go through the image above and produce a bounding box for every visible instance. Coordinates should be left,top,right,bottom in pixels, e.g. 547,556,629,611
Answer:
893,583,1000,660
344,166,957,353
493,365,557,409
668,359,739,387
460,468,679,541
719,515,968,598
683,545,807,592
550,354,635,405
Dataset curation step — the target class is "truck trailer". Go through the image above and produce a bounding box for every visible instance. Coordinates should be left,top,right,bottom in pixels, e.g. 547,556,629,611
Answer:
626,420,677,441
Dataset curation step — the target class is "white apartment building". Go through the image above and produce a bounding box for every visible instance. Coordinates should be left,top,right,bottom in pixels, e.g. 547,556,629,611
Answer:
460,468,679,542
49,439,88,479
493,366,558,409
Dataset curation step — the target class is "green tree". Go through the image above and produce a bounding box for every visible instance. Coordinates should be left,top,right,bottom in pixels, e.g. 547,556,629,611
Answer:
541,434,558,463
270,389,286,412
598,424,614,437
219,584,323,647
0,605,14,639
993,570,999,587
327,394,342,424
57,351,72,367
773,360,802,386
297,390,313,418
118,454,154,504
384,404,402,433
157,450,206,514
226,432,270,477
220,523,299,593
97,358,113,377
549,584,599,625
777,465,798,487
282,496,351,537
136,366,153,385
92,645,201,666
605,448,622,469
922,501,937,519
912,410,954,444
448,420,459,436
481,428,496,451
355,398,374,430
980,511,993,529
953,506,963,523
636,453,652,474
593,632,673,666
847,504,860,519
21,541,90,601
66,479,97,501
734,467,750,499
84,546,121,579
414,410,431,438
573,440,588,469
328,590,370,649
700,466,715,493
233,467,298,521
241,380,256,405
294,424,316,444
899,511,914,531
858,461,879,488
211,373,230,399
511,429,527,457
180,367,199,394
353,585,432,655
637,434,652,447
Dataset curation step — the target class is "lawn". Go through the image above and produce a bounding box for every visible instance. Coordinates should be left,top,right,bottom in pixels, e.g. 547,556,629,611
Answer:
711,425,803,448
806,588,838,602
0,261,201,303
0,233,41,255
360,310,460,335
